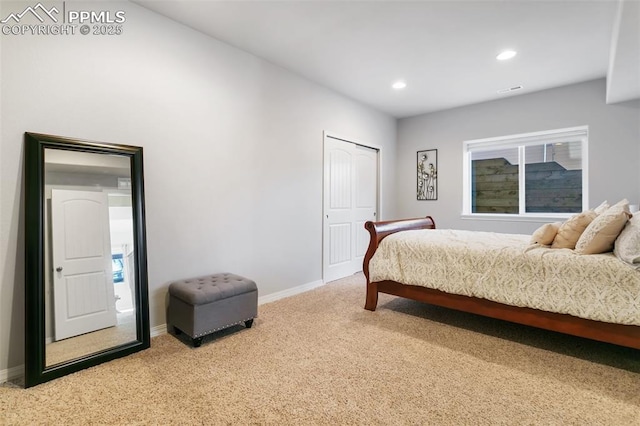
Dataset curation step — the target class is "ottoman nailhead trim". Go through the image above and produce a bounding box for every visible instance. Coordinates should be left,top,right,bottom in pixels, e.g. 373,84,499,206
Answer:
193,317,254,338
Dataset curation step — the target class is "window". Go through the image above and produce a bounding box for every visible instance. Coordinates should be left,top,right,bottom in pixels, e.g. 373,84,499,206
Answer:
112,253,124,283
463,126,588,217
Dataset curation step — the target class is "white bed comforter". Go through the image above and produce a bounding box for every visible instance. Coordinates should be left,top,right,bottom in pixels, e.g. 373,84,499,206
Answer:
369,229,640,326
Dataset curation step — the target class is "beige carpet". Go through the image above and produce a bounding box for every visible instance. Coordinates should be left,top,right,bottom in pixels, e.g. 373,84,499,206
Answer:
46,312,136,367
2,273,639,425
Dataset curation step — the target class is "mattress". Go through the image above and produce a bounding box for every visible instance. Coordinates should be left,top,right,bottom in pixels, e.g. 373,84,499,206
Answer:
369,229,640,326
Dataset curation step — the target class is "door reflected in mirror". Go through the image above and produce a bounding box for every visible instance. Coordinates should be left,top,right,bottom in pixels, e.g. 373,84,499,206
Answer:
43,148,138,367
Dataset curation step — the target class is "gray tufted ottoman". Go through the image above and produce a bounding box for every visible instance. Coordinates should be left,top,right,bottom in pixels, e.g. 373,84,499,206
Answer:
168,273,258,347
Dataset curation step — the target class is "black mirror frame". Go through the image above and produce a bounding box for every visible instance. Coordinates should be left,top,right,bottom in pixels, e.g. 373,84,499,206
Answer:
24,132,150,388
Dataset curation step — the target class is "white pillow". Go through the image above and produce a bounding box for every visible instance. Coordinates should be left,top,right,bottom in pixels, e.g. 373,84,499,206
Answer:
614,213,640,267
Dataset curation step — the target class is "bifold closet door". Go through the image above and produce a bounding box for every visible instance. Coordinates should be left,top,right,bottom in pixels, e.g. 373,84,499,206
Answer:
323,136,378,283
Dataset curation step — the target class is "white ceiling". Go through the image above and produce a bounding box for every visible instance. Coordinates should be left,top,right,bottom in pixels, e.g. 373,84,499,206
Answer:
136,0,640,118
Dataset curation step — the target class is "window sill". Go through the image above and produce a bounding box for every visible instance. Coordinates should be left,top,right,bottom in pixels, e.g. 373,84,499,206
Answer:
460,213,572,223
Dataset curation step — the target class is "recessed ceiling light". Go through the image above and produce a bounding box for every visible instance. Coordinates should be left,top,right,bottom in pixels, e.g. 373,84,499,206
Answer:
392,81,407,90
496,50,517,61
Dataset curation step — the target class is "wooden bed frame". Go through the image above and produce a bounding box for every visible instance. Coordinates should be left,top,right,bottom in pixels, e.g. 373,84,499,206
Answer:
362,216,640,350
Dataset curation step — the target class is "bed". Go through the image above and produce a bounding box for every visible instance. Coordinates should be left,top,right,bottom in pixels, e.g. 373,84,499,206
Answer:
362,216,640,349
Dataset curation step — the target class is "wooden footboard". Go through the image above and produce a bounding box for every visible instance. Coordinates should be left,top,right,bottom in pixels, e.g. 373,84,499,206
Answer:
363,216,436,310
362,217,640,350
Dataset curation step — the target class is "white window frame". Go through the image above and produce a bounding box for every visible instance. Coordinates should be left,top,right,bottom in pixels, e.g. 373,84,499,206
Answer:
462,126,589,222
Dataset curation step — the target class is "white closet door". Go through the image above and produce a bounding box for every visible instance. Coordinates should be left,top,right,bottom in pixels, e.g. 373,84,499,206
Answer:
323,136,378,283
353,144,378,266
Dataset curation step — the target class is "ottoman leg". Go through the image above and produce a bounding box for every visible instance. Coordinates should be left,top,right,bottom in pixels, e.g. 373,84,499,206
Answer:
192,337,203,347
245,319,254,328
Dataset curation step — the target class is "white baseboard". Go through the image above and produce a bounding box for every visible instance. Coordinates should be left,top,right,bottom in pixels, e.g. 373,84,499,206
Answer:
258,279,325,305
1,279,326,383
150,324,166,337
0,364,24,383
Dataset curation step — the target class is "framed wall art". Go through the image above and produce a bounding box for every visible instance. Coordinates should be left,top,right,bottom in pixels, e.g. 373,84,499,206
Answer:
417,149,437,200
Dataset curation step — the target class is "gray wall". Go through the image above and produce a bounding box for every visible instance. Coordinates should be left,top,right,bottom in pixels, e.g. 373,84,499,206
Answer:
397,79,640,234
0,2,397,374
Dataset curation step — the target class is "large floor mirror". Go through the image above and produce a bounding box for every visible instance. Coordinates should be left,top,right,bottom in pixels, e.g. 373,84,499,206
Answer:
24,132,150,388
